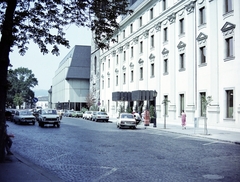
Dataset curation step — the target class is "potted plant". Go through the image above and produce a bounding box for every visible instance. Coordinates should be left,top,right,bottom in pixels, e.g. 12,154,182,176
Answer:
149,105,156,124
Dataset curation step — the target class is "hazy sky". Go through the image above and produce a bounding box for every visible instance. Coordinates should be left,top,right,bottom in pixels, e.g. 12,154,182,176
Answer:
9,25,92,91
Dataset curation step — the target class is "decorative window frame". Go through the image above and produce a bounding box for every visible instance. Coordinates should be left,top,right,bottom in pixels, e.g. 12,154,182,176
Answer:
221,22,235,61
149,54,155,78
196,32,208,67
177,41,186,71
162,48,169,75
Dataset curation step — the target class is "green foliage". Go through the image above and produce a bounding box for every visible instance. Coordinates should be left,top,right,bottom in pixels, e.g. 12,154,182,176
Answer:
149,105,155,118
0,0,131,55
7,67,38,108
101,108,105,112
126,105,132,113
90,105,99,111
81,107,88,112
13,93,23,108
118,104,125,114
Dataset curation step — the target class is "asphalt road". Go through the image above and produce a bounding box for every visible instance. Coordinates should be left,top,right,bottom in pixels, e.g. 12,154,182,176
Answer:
7,117,240,182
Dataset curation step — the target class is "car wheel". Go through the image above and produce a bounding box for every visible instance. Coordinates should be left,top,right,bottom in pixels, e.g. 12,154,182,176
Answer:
33,122,35,125
57,123,60,128
95,119,98,122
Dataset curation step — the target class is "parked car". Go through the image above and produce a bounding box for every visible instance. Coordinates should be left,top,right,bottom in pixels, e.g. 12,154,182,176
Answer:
89,111,97,120
116,113,137,129
72,111,83,118
63,110,74,117
92,112,109,122
83,111,92,120
13,110,36,125
37,109,60,128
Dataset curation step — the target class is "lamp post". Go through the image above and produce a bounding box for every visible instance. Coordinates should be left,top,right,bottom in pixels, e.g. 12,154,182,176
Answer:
153,90,158,127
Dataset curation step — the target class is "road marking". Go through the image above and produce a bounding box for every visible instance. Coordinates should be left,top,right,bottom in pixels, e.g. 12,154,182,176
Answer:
92,167,117,182
203,141,228,145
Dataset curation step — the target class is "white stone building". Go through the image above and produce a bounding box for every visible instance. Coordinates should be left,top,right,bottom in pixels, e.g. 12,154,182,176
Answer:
96,0,240,131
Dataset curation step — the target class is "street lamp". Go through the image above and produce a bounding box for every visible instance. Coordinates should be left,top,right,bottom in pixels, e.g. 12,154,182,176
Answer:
153,90,158,127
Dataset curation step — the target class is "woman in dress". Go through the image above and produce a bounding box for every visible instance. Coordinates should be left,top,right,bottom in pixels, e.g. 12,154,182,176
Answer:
181,110,186,129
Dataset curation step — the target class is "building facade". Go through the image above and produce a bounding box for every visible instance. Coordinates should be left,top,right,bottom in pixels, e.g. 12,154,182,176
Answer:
52,45,91,111
95,0,240,131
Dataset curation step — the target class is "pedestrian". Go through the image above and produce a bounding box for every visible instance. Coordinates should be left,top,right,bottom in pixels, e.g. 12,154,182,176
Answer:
4,124,14,155
181,110,186,129
144,108,150,129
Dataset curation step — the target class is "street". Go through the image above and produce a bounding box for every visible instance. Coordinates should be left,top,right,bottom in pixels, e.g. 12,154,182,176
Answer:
7,117,240,182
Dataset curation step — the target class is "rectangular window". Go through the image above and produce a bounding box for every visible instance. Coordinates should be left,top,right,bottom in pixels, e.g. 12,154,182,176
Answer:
123,51,126,61
226,37,233,57
162,0,166,11
102,80,104,89
108,59,110,68
180,94,184,115
200,92,206,117
179,18,184,34
226,90,233,118
123,73,126,84
151,35,154,48
180,53,185,69
140,41,143,53
139,16,142,27
225,0,233,13
140,67,143,80
116,55,119,65
200,46,206,63
151,63,154,77
102,63,104,71
163,95,168,115
131,46,134,57
164,27,168,42
131,70,134,82
123,30,125,39
108,78,110,88
130,23,133,33
94,57,97,75
150,8,153,20
199,7,206,25
164,59,168,73
116,75,118,86
116,35,118,42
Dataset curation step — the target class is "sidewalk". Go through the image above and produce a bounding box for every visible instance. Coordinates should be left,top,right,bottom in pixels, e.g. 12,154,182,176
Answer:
0,119,239,182
109,118,240,145
0,152,64,182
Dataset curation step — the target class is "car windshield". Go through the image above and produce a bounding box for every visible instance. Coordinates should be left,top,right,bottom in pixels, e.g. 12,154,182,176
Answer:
42,110,57,115
20,111,32,115
121,114,134,119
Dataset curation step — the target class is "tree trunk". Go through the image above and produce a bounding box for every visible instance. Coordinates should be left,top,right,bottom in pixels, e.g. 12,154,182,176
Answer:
0,0,17,162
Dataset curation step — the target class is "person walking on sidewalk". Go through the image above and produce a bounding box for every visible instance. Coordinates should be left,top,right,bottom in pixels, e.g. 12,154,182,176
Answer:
181,110,186,129
144,108,150,129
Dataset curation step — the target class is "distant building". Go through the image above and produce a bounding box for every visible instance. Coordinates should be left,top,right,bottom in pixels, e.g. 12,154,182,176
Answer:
36,96,48,109
51,45,91,111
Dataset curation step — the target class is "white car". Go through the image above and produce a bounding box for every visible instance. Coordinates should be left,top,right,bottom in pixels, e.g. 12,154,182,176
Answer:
117,113,137,129
37,109,60,128
83,111,92,120
92,112,109,122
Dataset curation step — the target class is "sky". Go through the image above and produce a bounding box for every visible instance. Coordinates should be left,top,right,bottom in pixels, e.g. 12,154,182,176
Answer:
9,25,92,92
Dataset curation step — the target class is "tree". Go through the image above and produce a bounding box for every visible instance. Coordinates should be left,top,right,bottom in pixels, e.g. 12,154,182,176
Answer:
0,0,131,162
85,93,95,109
7,67,38,108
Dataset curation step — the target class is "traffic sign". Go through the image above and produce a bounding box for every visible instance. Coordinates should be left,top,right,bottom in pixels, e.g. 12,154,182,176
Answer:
32,97,38,103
